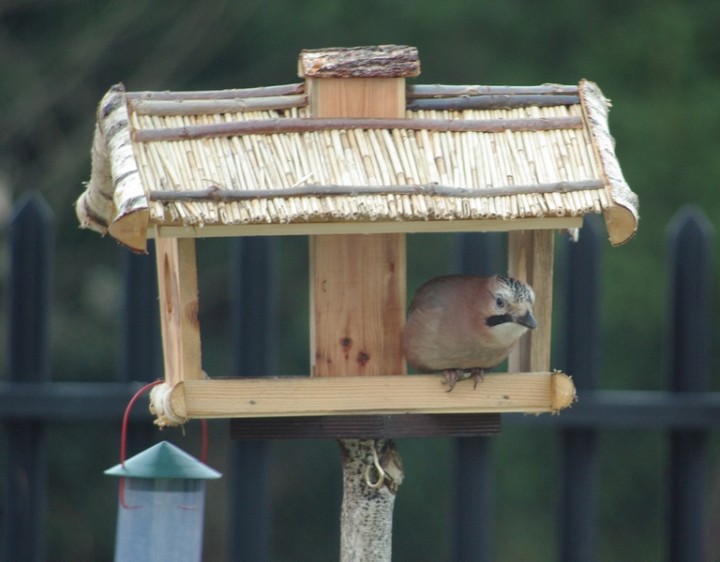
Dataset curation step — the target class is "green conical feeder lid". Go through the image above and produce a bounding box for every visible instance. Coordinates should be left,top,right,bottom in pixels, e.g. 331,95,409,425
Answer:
105,441,221,480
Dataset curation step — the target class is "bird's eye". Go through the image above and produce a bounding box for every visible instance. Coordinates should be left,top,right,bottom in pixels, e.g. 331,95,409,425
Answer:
495,296,505,308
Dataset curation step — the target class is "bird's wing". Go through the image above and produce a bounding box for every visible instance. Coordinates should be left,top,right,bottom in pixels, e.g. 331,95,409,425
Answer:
407,276,460,314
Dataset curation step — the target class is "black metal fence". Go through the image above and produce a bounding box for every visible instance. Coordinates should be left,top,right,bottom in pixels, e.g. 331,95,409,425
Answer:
1,193,718,561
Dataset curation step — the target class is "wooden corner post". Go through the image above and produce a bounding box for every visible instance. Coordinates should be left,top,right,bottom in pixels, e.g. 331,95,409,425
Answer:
508,230,554,372
155,236,203,387
301,45,419,561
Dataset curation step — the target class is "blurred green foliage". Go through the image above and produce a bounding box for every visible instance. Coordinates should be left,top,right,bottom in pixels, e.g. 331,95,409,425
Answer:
1,0,720,560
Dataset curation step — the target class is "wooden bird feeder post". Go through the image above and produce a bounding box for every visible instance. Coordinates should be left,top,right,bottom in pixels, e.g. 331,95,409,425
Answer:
303,47,415,559
75,44,639,561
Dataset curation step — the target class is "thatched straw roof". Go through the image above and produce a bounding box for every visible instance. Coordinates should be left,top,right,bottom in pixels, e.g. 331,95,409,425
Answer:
76,74,638,252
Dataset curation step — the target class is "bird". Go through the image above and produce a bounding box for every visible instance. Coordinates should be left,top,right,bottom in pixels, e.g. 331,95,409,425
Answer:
402,274,536,391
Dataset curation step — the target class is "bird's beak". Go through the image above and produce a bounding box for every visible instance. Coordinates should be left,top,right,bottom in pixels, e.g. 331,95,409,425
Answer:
515,311,537,330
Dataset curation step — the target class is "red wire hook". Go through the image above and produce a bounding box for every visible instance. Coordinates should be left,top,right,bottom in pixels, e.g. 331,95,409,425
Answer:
118,380,209,508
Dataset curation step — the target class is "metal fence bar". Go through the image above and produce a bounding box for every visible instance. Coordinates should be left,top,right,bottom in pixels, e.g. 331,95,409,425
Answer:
118,242,161,384
505,391,720,428
452,437,495,562
0,382,151,420
228,237,277,561
2,193,53,562
451,231,504,561
559,218,602,562
1,192,719,561
666,206,714,562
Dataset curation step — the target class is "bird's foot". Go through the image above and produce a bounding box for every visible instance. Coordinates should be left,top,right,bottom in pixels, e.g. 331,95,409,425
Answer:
441,368,486,392
442,370,458,392
441,369,472,392
471,368,485,389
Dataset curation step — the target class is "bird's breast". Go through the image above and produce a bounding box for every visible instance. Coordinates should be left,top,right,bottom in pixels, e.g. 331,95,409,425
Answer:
488,322,530,348
403,313,528,372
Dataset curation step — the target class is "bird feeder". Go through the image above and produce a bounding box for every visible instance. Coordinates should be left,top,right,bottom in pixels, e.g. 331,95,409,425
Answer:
76,45,638,436
105,441,221,562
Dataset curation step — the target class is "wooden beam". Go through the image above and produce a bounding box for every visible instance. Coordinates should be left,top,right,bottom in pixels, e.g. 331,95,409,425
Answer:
406,96,580,111
132,115,583,142
125,82,305,101
130,94,307,117
508,230,555,372
169,372,576,418
155,236,203,386
308,68,407,379
147,179,604,203
151,216,584,239
311,234,406,376
406,84,580,98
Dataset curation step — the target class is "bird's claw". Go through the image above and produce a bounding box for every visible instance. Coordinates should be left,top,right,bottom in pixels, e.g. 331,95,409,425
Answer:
441,368,485,392
442,370,460,392
472,368,485,389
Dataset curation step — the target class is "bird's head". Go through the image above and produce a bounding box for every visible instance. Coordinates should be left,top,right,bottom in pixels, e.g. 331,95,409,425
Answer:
485,276,536,335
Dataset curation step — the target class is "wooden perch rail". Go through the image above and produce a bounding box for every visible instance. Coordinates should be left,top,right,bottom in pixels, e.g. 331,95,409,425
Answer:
151,372,576,424
132,115,584,142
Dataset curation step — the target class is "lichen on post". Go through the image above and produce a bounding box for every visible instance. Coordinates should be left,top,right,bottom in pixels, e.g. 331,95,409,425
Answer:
339,439,404,562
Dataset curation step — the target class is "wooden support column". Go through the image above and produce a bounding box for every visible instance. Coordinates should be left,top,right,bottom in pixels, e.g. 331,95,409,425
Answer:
508,229,554,372
303,47,418,380
155,236,203,386
311,234,406,376
306,59,410,375
302,45,419,562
